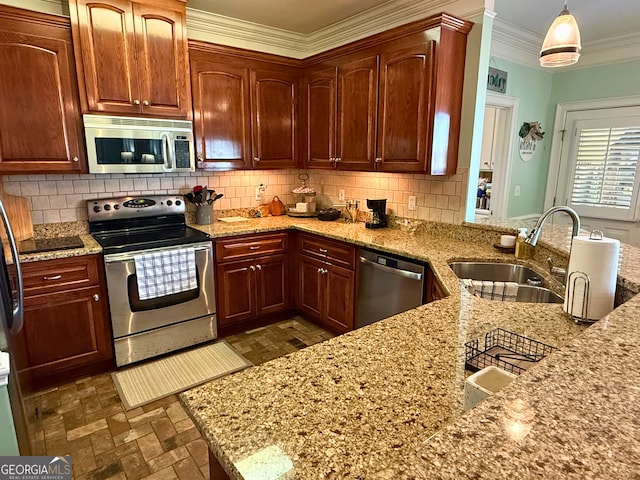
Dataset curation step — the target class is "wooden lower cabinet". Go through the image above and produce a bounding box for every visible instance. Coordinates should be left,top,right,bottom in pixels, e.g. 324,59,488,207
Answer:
12,255,113,390
299,254,355,334
216,254,289,327
426,266,446,303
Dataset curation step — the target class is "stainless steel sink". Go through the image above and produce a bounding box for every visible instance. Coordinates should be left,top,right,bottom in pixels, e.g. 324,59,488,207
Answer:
515,285,563,303
449,262,544,285
448,261,563,304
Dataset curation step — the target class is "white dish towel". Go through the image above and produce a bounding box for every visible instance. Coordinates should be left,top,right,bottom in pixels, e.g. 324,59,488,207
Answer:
134,247,197,300
462,279,519,301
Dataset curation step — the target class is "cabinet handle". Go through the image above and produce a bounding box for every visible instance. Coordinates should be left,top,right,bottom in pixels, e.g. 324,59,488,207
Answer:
143,100,150,106
335,157,342,163
43,274,62,281
317,267,322,274
319,248,328,253
249,246,260,250
256,264,262,270
93,294,100,301
375,157,383,163
329,157,335,163
254,157,260,162
72,156,79,162
250,265,256,271
133,99,141,105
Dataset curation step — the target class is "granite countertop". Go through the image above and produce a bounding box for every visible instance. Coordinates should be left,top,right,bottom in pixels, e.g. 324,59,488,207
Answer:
19,215,640,477
178,215,640,479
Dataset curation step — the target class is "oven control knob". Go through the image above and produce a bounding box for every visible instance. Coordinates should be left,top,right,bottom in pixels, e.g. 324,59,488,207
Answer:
93,205,101,213
167,200,173,206
175,200,181,206
104,204,111,211
114,204,120,210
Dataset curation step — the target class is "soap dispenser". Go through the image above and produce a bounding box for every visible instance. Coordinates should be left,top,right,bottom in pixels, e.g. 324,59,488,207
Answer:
515,228,530,259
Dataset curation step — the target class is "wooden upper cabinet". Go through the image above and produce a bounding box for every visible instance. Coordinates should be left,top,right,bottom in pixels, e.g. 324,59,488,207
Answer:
251,69,298,168
376,41,434,173
191,59,252,170
336,55,378,171
305,56,378,171
0,6,85,173
305,68,336,169
69,0,190,118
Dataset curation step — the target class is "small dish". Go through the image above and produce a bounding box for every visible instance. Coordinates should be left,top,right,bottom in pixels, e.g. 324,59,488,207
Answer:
493,243,515,253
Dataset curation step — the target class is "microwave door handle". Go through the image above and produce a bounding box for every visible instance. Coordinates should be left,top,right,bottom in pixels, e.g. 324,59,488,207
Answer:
161,133,174,172
0,198,23,334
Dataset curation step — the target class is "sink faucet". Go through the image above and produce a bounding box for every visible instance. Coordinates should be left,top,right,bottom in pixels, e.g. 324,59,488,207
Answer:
524,206,581,247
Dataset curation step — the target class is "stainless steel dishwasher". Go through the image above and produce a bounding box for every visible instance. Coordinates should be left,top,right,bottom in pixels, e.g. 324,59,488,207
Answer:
356,248,425,328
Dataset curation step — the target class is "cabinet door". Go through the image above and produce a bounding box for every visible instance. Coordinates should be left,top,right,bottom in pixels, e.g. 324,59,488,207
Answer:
255,254,289,316
305,67,336,169
250,69,298,168
298,255,323,321
191,59,252,170
71,0,140,114
13,286,112,382
216,259,256,327
376,41,435,172
0,15,85,173
133,2,190,118
324,263,355,333
336,55,378,171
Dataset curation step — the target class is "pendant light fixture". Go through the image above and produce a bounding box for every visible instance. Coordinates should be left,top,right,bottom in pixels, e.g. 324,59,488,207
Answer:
539,1,581,67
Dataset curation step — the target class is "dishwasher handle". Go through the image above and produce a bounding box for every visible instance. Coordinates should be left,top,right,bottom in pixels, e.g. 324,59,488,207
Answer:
359,256,423,281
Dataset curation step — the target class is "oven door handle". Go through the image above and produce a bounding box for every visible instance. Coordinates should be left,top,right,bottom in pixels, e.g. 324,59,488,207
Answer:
104,243,212,263
161,132,174,172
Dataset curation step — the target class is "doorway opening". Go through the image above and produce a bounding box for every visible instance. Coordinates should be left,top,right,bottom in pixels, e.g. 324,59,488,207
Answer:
474,93,519,222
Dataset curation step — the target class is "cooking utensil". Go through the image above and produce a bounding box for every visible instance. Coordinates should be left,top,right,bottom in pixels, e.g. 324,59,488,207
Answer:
317,208,341,221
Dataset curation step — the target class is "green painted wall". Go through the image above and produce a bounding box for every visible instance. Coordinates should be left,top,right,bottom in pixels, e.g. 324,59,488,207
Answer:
490,58,553,217
551,60,640,105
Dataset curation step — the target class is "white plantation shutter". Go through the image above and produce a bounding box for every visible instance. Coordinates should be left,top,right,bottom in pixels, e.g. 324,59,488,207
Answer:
567,117,640,221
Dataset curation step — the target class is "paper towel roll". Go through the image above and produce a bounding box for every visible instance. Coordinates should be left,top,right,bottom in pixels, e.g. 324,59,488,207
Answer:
564,234,620,321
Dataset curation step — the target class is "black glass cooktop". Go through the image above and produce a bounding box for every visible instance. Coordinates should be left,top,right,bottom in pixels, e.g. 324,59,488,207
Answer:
92,226,210,254
19,236,85,254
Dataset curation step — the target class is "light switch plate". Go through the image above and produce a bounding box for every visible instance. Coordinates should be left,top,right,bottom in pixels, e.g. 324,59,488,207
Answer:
408,195,417,211
339,189,345,201
514,185,521,197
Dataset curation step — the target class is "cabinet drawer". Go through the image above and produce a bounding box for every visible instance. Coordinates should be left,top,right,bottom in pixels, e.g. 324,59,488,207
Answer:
216,233,288,263
299,233,356,270
22,255,100,296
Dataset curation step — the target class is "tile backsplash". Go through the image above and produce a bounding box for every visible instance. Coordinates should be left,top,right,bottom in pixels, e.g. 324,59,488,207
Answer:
1,168,469,225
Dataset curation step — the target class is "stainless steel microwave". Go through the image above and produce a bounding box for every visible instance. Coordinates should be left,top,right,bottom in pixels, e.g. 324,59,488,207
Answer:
83,114,195,174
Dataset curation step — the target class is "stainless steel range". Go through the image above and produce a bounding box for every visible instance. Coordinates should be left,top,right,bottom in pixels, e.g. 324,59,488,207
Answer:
88,195,216,367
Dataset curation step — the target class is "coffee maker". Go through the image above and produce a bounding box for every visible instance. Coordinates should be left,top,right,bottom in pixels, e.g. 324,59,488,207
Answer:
365,199,387,229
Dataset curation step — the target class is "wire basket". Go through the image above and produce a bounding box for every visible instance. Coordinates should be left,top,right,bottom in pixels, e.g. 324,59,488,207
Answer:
465,328,557,375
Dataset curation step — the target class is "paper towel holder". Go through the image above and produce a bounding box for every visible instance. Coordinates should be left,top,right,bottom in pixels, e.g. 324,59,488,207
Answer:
566,270,592,323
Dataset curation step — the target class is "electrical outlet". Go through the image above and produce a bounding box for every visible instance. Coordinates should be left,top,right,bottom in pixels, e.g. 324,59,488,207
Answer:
408,195,417,211
514,185,521,197
339,189,345,201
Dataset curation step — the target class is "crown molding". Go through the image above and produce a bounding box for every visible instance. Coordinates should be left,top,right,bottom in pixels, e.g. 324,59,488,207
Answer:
186,0,486,59
0,0,68,16
491,17,640,71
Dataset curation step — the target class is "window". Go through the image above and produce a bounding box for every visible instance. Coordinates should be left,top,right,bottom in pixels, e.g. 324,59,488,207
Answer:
562,108,640,221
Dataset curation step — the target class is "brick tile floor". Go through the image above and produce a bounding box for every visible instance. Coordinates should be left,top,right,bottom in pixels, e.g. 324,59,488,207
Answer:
24,317,334,479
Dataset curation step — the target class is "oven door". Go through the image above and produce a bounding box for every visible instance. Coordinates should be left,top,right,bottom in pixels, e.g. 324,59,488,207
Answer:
103,242,215,339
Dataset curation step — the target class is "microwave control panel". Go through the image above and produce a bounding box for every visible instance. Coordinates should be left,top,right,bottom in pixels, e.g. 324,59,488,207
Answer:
175,138,191,168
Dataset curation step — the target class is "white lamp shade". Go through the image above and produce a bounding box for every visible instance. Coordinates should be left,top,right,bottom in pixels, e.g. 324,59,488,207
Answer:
539,7,581,67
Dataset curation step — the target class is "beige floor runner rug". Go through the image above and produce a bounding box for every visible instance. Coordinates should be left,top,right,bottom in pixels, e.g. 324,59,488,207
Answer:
112,340,252,410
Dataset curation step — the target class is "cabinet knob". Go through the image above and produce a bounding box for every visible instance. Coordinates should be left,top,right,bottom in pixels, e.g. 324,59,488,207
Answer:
72,156,79,162
256,264,262,270
197,155,203,161
375,157,383,163
93,294,100,301
143,100,150,106
329,157,335,163
133,99,141,105
250,265,256,271
254,157,260,163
